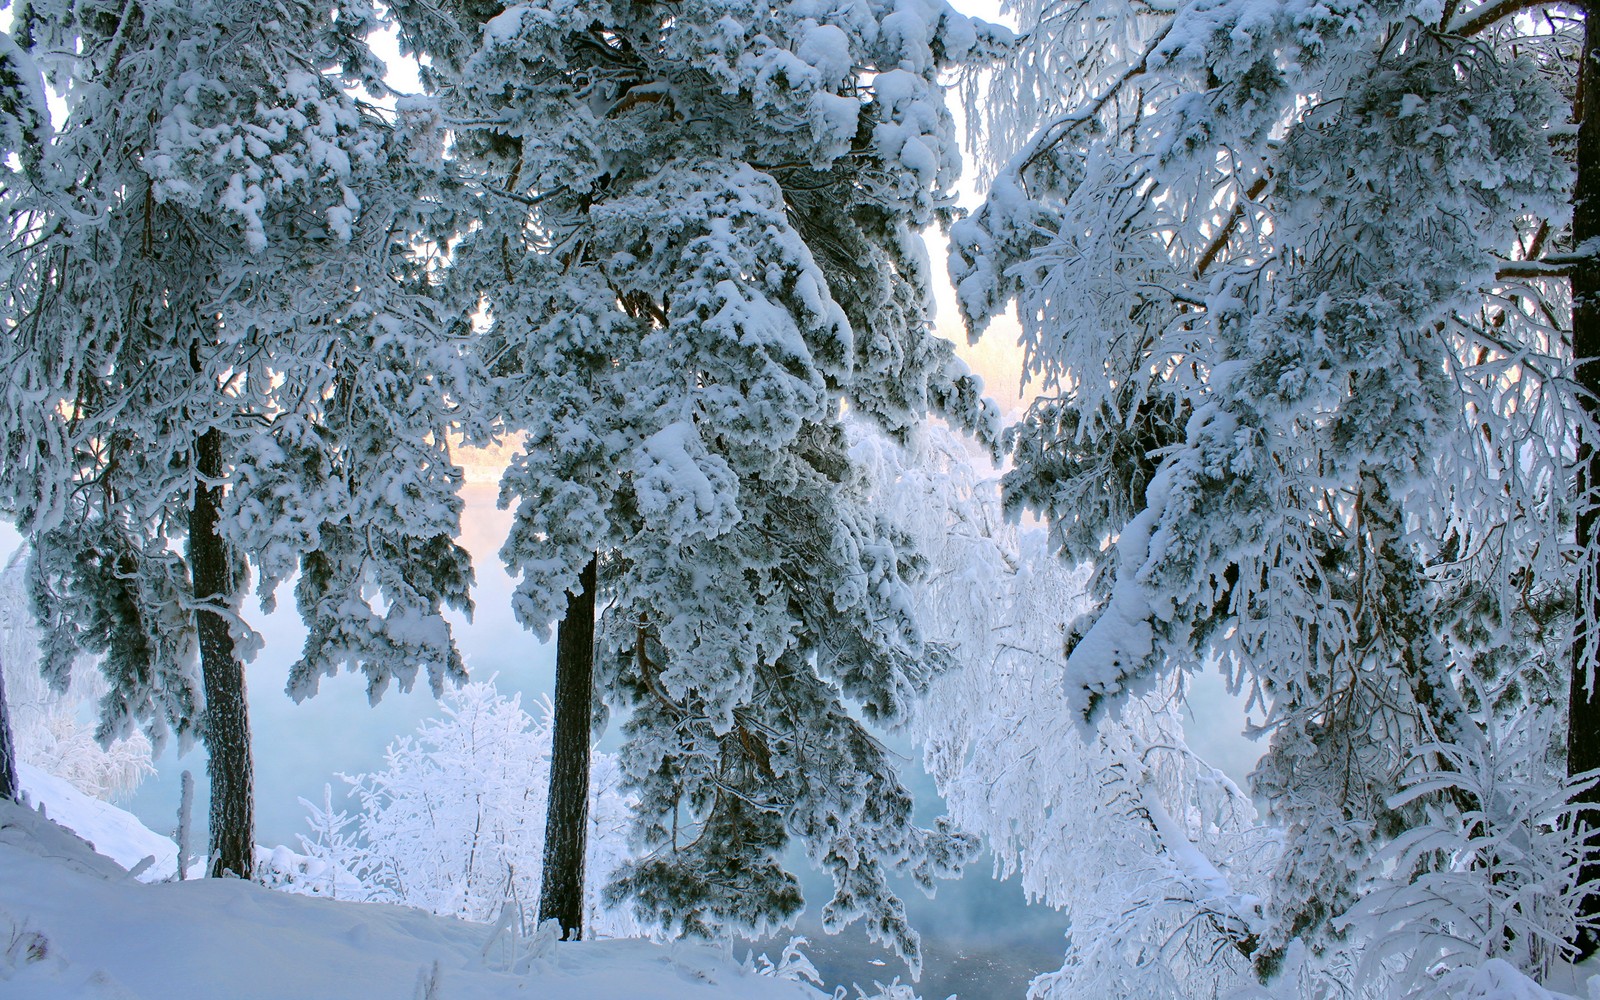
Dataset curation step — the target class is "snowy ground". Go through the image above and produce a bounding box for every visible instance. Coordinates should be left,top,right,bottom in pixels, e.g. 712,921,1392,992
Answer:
0,790,837,1000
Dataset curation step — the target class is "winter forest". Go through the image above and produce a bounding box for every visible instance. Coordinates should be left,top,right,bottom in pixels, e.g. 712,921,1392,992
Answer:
0,0,1596,996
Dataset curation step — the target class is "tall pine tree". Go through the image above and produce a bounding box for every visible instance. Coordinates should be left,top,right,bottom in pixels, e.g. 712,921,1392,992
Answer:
953,0,1592,991
0,0,480,877
0,25,45,811
386,0,1005,966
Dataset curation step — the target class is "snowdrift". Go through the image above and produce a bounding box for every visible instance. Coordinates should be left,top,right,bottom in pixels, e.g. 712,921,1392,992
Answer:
0,796,826,1000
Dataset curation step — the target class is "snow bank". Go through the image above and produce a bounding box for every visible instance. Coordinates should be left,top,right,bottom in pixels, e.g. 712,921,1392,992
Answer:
0,798,828,1000
16,762,184,882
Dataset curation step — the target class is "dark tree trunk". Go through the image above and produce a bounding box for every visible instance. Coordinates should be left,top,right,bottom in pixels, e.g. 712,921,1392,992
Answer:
190,424,253,879
539,555,596,940
1571,1,1600,954
0,659,18,804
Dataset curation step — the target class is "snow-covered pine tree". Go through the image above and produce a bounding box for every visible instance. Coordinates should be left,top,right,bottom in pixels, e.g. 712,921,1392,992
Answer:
0,0,481,879
952,0,1589,989
0,15,52,812
384,0,1006,969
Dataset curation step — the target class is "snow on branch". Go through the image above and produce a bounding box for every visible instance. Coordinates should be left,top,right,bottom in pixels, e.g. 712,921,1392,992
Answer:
1450,0,1580,38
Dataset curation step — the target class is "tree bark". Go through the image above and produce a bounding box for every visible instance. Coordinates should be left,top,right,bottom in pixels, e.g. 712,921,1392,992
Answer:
0,658,19,804
538,555,596,940
190,424,253,879
1570,0,1600,955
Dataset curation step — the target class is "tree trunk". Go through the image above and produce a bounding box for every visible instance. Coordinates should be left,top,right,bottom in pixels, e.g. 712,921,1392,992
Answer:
190,424,253,879
538,555,596,940
1570,0,1600,954
0,658,18,804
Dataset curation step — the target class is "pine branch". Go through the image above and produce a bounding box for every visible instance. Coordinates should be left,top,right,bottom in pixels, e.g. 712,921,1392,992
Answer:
1018,18,1181,180
1449,0,1577,36
1195,175,1271,279
1493,237,1600,279
1498,260,1577,278
1133,771,1261,958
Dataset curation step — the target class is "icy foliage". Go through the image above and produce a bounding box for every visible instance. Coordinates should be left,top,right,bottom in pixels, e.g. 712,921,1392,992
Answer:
1338,707,1598,998
856,422,1270,997
751,936,824,989
296,681,642,938
382,0,1009,972
865,425,1596,999
950,0,1590,991
0,553,152,803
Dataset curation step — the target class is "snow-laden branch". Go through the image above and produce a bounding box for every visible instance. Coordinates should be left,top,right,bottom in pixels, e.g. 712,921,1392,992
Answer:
1494,238,1600,279
1017,18,1181,181
1128,749,1263,956
1449,0,1580,37
1195,175,1270,279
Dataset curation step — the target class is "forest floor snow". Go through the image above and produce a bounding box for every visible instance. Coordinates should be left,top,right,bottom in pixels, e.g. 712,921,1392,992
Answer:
0,793,827,1000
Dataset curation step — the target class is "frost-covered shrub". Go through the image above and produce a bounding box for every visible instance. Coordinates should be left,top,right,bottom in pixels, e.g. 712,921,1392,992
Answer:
751,936,824,989
841,978,938,1000
750,937,948,1000
297,681,641,936
255,841,364,898
1339,707,1596,999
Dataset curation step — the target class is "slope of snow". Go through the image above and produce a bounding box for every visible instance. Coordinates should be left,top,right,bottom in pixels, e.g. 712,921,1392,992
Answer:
0,798,828,1000
16,762,186,882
